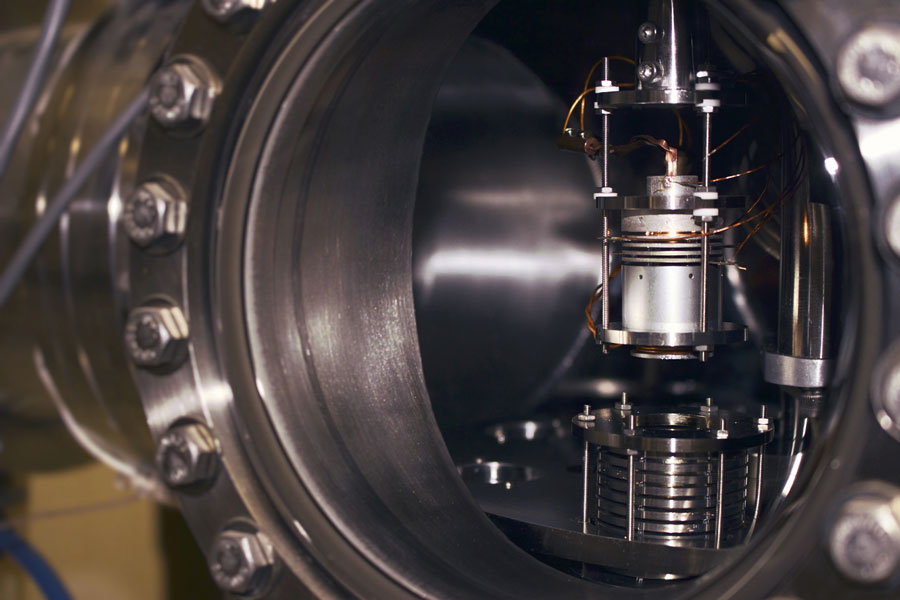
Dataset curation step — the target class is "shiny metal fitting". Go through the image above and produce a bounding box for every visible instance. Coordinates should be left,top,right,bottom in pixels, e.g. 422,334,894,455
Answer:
202,0,268,22
209,527,276,595
148,56,219,129
837,24,900,107
124,303,189,367
122,178,187,248
637,61,661,84
637,21,658,44
156,422,218,488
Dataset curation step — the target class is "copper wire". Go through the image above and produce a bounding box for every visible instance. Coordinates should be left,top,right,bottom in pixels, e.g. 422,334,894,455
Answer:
580,55,636,130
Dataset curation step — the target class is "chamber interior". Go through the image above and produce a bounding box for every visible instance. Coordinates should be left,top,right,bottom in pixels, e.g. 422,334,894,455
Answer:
413,0,845,587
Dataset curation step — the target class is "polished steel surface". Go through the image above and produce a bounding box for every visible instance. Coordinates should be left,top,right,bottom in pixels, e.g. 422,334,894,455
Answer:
0,0,192,472
0,0,893,598
637,0,694,93
763,352,832,388
777,191,833,361
413,38,601,426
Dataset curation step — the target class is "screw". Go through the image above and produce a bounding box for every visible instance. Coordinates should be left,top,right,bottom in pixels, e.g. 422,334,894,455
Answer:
758,405,771,432
124,303,189,367
156,422,218,488
122,178,187,247
837,24,900,107
615,391,632,413
149,57,219,129
829,495,900,584
209,527,275,595
577,404,596,422
202,0,268,22
700,396,717,416
716,417,729,439
637,22,658,44
637,61,660,84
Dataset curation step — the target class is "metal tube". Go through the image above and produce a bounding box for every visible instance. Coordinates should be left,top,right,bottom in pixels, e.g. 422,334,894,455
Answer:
777,181,832,360
638,0,694,92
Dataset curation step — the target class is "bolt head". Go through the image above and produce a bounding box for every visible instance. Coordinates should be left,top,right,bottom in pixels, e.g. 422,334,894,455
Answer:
837,24,900,107
202,0,268,21
156,422,218,488
829,496,900,584
637,61,661,84
149,58,218,128
124,304,189,367
637,21,658,44
209,529,274,595
122,179,187,247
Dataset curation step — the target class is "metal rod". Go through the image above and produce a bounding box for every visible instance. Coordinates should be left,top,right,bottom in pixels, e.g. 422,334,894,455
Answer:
715,450,725,548
703,111,711,188
601,117,610,189
700,220,709,333
627,414,636,542
627,452,635,541
582,406,591,533
601,210,610,333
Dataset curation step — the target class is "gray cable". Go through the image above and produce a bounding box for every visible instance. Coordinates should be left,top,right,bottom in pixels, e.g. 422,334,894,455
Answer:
0,0,72,181
0,89,149,310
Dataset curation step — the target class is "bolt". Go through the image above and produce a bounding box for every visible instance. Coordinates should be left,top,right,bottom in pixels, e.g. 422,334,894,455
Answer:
637,21,658,44
209,528,275,595
156,422,218,488
122,179,187,247
837,24,900,107
716,417,729,439
637,61,660,84
202,0,268,22
829,494,900,584
148,57,219,128
615,391,632,413
124,303,189,367
577,404,596,422
758,405,771,432
700,396,717,415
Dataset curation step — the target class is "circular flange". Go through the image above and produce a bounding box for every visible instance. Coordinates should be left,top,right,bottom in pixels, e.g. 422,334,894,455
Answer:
597,194,745,211
596,88,746,108
572,406,774,454
597,322,748,347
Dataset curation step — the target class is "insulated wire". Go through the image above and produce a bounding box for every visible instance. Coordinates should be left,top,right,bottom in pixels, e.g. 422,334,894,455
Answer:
0,528,71,600
579,55,635,130
0,0,71,182
0,89,149,310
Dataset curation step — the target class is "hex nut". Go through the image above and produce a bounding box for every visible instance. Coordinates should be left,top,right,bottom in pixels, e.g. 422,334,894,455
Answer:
202,0,268,22
637,21,658,44
124,304,189,368
156,422,218,488
148,57,219,128
209,528,275,595
122,178,187,247
829,494,900,584
837,24,900,107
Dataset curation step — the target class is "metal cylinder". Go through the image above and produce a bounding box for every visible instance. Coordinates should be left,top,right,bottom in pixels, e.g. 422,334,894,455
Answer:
574,404,773,549
637,0,695,92
620,178,723,333
777,196,832,360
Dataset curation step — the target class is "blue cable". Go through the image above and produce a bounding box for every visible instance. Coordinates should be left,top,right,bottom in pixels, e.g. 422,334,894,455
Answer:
0,527,72,600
